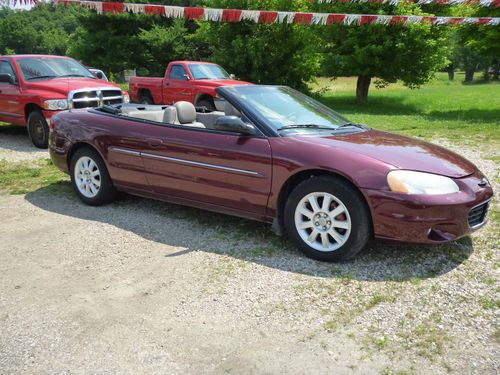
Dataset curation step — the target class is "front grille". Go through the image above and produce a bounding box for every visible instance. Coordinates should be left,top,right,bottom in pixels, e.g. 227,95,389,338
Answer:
468,201,490,228
69,88,123,109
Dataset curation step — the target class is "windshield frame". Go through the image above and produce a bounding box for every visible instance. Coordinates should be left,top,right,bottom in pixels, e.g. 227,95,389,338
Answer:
17,57,96,81
187,63,230,80
217,85,353,137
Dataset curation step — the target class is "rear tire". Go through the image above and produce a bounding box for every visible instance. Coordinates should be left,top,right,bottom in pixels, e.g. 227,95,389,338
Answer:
284,176,371,262
27,110,49,149
197,98,216,111
70,147,116,206
139,94,153,105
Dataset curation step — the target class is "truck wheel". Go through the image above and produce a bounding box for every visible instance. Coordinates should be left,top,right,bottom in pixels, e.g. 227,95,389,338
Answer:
27,110,49,149
139,95,153,105
197,98,215,111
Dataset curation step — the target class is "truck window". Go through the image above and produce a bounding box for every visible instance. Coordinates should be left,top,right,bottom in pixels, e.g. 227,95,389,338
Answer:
17,57,94,81
0,61,16,83
188,64,230,80
169,65,188,81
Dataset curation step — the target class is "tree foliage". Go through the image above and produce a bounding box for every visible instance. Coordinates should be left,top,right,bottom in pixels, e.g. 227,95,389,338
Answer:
192,0,322,89
451,6,500,81
0,1,496,100
68,12,156,74
0,4,82,55
319,2,450,101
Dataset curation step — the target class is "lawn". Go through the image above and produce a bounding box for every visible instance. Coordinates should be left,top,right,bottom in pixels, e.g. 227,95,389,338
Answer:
313,73,500,145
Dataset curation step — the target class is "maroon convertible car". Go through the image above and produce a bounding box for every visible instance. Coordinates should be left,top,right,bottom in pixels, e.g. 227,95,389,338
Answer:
49,85,493,261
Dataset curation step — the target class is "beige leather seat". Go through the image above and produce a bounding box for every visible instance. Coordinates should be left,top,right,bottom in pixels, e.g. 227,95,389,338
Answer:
173,101,205,128
126,110,166,123
162,106,177,124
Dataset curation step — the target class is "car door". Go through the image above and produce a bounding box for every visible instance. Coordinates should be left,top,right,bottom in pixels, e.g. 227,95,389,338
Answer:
0,60,22,123
100,115,155,193
140,125,272,216
163,64,192,104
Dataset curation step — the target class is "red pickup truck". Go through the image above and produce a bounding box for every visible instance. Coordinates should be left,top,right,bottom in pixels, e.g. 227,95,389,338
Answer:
0,54,129,148
129,61,248,111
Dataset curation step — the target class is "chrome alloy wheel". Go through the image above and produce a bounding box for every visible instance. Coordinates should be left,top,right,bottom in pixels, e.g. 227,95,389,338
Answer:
74,156,101,198
294,192,352,252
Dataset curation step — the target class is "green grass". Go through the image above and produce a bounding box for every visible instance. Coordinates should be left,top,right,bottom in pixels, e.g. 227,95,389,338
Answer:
314,73,500,145
0,158,70,195
479,298,500,310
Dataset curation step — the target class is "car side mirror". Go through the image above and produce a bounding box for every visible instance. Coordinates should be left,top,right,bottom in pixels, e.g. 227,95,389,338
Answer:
0,73,15,84
95,71,104,79
214,116,256,136
229,73,236,80
182,73,190,81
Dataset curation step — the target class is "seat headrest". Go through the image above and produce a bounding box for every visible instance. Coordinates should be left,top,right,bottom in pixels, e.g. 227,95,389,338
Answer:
174,101,196,124
162,106,177,124
224,102,241,117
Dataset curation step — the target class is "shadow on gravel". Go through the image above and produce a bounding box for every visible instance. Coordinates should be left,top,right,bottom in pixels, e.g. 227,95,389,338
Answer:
25,184,473,282
0,123,26,136
0,125,47,154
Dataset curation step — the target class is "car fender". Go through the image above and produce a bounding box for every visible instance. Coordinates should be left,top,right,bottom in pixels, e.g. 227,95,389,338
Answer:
266,136,396,217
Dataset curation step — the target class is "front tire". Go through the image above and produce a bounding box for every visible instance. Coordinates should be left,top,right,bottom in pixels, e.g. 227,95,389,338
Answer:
27,110,49,149
70,147,116,206
284,176,371,262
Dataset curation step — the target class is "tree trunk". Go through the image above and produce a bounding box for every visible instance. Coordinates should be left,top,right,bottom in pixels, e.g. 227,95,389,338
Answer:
447,64,454,80
464,68,475,83
482,65,490,81
356,76,371,103
492,59,499,81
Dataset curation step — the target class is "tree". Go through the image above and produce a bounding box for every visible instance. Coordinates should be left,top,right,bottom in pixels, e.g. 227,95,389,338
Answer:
191,0,323,90
68,12,155,75
319,3,449,102
0,4,82,55
457,8,500,82
138,20,210,77
67,3,207,77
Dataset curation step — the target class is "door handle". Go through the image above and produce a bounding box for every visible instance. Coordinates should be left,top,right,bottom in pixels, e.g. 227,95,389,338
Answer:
147,139,162,148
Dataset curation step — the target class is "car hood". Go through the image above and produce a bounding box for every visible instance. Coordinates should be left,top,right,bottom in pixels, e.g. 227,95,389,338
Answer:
310,129,476,178
25,78,121,96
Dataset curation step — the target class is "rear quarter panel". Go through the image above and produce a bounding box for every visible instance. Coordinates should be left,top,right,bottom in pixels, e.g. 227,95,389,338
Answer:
50,110,149,190
129,77,164,103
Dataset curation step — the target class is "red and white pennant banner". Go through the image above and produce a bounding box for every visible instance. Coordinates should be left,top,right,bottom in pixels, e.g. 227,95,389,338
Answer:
54,0,500,26
318,0,500,7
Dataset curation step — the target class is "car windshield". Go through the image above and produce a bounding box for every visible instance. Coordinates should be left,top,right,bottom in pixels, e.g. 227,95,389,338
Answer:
188,64,230,80
223,86,350,131
17,57,95,81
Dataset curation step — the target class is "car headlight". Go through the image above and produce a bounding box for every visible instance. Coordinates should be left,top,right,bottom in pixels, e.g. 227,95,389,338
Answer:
43,99,68,111
387,170,459,195
123,93,130,103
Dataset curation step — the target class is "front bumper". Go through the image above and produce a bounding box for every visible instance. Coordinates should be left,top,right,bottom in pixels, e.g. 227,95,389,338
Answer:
49,145,69,174
363,171,494,244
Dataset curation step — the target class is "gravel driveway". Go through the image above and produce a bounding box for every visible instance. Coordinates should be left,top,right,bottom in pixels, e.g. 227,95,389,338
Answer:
0,132,498,374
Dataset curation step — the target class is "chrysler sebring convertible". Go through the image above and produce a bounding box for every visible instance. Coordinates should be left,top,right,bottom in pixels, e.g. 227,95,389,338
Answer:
49,85,493,261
